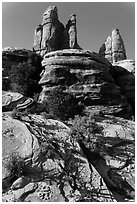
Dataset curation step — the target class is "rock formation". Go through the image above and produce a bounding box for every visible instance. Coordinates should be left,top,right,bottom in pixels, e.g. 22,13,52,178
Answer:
99,29,127,63
33,6,64,57
61,14,81,49
2,91,34,111
33,6,81,57
2,5,135,202
2,113,135,201
113,59,135,74
110,65,135,113
38,49,132,119
2,47,42,92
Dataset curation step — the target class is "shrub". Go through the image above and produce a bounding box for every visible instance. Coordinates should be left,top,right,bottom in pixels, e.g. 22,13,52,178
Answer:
69,115,104,153
5,154,28,184
46,87,83,120
10,108,29,120
9,62,42,97
35,101,49,114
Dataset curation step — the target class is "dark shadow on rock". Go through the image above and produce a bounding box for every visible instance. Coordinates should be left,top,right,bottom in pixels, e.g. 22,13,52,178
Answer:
78,139,135,202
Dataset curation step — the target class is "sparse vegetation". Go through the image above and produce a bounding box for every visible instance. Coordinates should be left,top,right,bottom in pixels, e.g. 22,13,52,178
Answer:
9,62,42,97
5,154,28,185
45,87,84,121
10,108,29,120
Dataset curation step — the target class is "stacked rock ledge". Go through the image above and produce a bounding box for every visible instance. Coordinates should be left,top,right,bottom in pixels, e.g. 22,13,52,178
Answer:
38,49,132,119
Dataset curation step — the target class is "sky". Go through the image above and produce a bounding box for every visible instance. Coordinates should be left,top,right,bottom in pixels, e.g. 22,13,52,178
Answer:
2,1,135,59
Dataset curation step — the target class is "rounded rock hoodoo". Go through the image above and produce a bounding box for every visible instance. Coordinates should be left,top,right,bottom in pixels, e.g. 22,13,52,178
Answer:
38,49,132,118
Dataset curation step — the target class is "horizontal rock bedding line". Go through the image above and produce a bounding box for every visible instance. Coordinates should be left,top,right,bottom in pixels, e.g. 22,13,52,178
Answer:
42,58,111,67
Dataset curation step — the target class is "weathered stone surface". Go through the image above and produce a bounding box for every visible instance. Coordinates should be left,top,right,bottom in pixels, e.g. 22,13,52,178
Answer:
113,59,135,75
2,114,36,184
61,14,82,49
11,176,30,190
110,65,135,113
2,114,70,189
2,114,135,202
39,49,132,118
33,6,81,57
33,6,64,57
42,49,112,67
85,104,133,119
99,29,127,63
2,47,42,91
2,91,34,111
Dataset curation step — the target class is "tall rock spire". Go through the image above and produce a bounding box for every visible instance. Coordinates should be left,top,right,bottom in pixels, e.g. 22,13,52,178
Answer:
33,6,82,57
99,29,127,63
33,6,64,57
61,14,81,49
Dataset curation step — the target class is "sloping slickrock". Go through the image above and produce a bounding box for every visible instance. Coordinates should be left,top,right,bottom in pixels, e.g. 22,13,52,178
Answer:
2,114,135,201
2,114,39,188
39,49,132,118
113,59,135,75
2,91,34,111
2,114,70,190
99,29,127,63
33,6,81,57
77,115,135,201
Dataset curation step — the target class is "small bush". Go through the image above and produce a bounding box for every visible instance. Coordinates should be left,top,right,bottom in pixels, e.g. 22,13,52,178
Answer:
46,87,83,121
35,101,49,114
11,108,29,120
5,154,28,184
69,115,104,153
9,62,42,97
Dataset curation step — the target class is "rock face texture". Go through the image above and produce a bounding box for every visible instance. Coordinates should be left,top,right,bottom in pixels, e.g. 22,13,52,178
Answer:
2,47,42,91
2,5,135,202
113,59,135,75
99,29,127,63
33,6,81,57
2,114,135,202
38,49,132,118
110,65,135,113
33,6,64,57
2,91,34,111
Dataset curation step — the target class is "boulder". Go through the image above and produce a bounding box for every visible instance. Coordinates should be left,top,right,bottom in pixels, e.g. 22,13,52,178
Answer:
2,113,70,190
2,114,38,189
99,29,127,63
2,114,135,201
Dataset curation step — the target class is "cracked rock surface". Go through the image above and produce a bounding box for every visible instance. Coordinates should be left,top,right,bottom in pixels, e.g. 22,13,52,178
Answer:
2,113,135,202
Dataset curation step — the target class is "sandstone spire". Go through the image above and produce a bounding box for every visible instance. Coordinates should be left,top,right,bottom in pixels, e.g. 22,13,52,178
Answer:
99,29,127,63
62,14,81,49
33,6,81,57
33,6,64,57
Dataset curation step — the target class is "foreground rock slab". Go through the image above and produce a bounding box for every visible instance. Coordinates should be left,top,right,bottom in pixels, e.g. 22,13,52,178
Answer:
2,113,135,202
